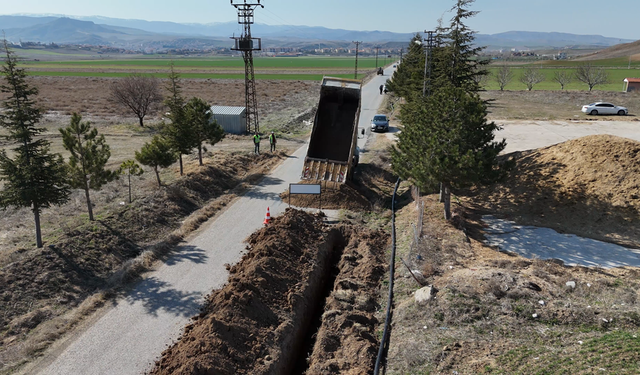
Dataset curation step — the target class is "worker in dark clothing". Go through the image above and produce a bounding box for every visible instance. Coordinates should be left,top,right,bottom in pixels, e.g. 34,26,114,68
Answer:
379,84,384,95
253,132,261,155
269,131,277,152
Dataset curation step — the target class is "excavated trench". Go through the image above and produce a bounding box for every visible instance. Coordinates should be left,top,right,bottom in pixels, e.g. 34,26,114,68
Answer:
151,209,387,375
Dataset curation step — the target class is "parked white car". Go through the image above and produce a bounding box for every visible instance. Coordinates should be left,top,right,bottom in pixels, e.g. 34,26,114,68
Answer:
581,102,628,116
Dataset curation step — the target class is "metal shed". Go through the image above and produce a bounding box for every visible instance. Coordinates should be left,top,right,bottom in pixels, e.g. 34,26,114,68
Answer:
210,106,246,134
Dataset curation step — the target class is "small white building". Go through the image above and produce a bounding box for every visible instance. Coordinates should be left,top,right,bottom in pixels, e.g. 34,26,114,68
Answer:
210,106,246,134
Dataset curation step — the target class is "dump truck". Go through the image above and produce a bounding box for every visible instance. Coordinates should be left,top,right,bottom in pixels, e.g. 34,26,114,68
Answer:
301,77,361,183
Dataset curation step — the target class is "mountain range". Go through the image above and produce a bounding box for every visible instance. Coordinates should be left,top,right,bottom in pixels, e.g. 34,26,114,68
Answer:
0,14,635,50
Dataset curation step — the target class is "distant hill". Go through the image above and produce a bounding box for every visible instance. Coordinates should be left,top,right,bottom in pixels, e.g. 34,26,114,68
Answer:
0,14,634,50
575,39,640,61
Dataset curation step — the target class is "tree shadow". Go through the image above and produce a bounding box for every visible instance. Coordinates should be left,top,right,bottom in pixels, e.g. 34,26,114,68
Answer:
244,175,286,201
156,245,209,266
124,276,202,318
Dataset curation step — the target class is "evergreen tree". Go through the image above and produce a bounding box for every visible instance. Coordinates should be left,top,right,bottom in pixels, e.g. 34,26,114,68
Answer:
0,39,70,248
430,0,488,94
392,85,507,219
184,97,225,166
60,113,117,221
162,62,194,176
386,33,425,99
118,159,143,203
135,135,177,187
391,0,510,220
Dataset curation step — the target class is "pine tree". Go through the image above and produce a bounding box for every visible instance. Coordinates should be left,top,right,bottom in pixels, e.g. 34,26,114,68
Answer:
386,33,425,99
162,62,194,176
184,97,225,166
135,135,177,187
391,0,510,220
392,85,507,219
430,0,488,94
118,159,143,203
0,39,70,248
60,113,117,221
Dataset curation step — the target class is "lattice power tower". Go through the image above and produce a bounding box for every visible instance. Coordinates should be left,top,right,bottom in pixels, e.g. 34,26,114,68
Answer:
230,0,264,134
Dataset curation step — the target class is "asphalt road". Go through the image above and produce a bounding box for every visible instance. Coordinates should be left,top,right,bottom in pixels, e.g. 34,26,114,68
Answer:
36,66,395,375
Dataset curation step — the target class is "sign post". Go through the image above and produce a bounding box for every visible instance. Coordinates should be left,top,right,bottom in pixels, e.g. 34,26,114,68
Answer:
289,183,322,211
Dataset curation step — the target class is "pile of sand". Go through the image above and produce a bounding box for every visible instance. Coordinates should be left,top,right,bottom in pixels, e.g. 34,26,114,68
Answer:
474,134,640,247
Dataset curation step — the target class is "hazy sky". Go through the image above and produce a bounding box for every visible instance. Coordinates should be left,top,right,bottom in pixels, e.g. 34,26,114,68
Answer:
2,0,637,39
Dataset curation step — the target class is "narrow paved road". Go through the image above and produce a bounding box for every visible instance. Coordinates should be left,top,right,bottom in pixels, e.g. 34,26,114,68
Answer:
36,66,395,375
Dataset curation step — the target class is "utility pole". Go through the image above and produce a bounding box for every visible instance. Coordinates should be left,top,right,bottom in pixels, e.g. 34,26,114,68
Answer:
353,41,362,79
422,30,436,97
399,48,403,62
375,45,380,68
230,0,264,134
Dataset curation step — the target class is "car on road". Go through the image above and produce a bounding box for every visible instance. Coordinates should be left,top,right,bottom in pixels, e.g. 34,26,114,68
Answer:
371,114,389,132
581,102,628,116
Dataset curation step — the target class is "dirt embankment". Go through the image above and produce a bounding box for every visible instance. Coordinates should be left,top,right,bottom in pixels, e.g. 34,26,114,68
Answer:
386,194,640,374
0,151,285,371
280,181,372,211
469,134,640,248
151,209,388,375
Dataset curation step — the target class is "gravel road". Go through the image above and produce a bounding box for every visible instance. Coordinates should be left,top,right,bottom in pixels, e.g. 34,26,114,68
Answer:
35,66,394,375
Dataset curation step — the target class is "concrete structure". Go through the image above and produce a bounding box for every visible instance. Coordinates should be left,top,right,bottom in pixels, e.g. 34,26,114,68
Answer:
623,78,640,92
210,106,246,134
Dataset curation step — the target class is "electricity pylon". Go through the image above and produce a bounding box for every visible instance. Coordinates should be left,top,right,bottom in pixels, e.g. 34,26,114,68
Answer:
230,0,264,134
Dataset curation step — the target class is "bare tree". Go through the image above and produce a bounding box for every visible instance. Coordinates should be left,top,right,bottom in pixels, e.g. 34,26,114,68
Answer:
494,64,513,91
553,70,573,90
110,74,162,126
575,63,608,91
519,66,545,91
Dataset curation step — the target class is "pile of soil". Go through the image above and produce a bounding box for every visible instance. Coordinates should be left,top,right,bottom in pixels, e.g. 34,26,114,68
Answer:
280,181,372,211
150,210,389,375
151,209,331,374
0,152,285,370
471,134,640,248
306,227,388,374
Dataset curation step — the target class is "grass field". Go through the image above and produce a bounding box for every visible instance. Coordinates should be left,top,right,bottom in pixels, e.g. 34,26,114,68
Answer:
25,71,366,80
484,66,640,91
18,56,388,80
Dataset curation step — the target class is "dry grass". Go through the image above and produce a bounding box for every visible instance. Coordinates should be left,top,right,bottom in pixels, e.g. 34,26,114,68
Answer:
483,90,640,121
385,193,640,375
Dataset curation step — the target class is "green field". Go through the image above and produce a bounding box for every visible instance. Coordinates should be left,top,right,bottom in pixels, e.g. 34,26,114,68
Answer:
23,56,385,69
484,66,640,91
26,70,367,80
18,56,387,81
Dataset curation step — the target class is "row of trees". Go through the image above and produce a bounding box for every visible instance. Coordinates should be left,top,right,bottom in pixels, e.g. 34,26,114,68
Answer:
494,63,609,91
388,0,511,220
0,40,224,247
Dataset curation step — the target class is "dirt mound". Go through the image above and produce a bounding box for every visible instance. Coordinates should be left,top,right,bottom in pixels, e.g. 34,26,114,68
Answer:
151,209,332,374
151,210,389,375
280,181,372,211
472,134,640,247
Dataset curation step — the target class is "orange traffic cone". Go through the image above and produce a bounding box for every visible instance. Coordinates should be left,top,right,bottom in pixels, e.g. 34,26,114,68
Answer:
263,207,272,225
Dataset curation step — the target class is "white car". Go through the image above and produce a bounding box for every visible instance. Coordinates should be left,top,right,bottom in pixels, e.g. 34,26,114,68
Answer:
581,102,628,116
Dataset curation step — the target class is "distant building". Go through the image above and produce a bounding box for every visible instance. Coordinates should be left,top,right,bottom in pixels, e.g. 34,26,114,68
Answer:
623,78,640,92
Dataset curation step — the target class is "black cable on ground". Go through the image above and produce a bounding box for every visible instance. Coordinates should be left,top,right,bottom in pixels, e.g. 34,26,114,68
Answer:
374,178,401,375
